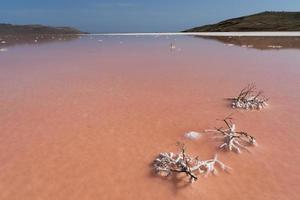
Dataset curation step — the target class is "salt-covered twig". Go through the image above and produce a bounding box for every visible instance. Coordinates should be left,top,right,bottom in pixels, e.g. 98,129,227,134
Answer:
152,143,230,183
200,154,231,176
228,83,268,110
205,118,257,153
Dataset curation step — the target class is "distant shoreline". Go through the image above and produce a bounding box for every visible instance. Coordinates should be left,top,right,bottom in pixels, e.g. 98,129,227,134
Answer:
83,32,300,36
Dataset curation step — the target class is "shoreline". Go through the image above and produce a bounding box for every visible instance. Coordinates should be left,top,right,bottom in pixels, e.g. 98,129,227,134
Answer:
83,32,300,37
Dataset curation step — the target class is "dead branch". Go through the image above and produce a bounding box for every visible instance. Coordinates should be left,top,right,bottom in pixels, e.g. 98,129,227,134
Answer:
152,143,230,183
205,118,257,153
229,84,268,110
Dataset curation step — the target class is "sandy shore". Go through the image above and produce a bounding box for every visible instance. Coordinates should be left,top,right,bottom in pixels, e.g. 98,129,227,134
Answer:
0,36,299,200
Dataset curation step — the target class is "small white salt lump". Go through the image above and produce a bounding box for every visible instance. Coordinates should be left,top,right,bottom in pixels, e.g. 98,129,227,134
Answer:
1,41,6,44
0,48,8,52
226,43,234,47
184,131,202,140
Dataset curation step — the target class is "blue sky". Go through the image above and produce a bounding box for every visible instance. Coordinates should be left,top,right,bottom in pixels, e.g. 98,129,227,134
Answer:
1,0,300,33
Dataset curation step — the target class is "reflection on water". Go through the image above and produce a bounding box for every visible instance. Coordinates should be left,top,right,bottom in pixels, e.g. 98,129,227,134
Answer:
199,36,300,50
2,34,300,51
0,34,81,48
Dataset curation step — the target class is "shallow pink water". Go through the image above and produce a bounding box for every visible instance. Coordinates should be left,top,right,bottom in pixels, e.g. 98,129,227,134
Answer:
0,36,299,200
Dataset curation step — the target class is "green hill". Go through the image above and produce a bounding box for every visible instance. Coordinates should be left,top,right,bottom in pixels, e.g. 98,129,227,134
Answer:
184,11,300,32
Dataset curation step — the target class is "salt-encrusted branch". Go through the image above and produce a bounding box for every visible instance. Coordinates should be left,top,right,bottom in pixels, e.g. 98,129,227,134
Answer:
205,118,257,153
228,83,269,110
152,143,230,183
200,154,231,176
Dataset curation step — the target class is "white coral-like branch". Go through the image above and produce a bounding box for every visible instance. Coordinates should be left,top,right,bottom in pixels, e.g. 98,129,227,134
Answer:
153,144,230,183
205,119,257,153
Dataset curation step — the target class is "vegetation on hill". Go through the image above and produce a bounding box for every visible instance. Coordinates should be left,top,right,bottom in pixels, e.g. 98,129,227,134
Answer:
184,11,300,32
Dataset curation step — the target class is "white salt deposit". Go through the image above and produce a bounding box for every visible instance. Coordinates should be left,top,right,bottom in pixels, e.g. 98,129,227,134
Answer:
0,48,8,52
86,32,300,37
268,45,283,49
241,45,253,48
184,131,202,140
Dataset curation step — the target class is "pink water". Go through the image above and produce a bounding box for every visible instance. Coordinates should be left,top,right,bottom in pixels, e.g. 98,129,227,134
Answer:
0,35,299,200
